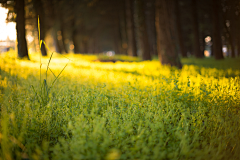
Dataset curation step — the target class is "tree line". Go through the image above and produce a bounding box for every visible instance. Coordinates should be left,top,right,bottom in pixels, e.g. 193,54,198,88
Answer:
0,0,239,68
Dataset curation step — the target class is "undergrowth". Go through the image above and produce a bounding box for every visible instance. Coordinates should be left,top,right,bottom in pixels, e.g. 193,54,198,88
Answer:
0,51,239,160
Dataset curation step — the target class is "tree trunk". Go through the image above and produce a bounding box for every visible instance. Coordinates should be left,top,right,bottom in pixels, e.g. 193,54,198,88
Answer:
191,0,203,58
59,4,68,54
144,0,157,57
212,0,224,59
136,0,151,60
175,0,187,57
155,0,182,68
33,0,47,56
70,0,81,54
113,20,121,54
52,24,62,54
39,26,47,56
38,17,47,56
237,15,240,57
237,28,240,57
119,4,128,55
223,21,235,58
125,0,138,57
72,20,81,53
16,0,29,59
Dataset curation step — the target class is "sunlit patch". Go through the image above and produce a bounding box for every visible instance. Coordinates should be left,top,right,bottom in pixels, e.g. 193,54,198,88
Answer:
0,51,240,159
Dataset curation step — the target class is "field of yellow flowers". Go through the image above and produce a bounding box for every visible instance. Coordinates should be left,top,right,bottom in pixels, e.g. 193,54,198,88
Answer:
0,52,240,160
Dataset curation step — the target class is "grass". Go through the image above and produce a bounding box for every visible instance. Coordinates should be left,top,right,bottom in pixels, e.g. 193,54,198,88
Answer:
0,51,240,160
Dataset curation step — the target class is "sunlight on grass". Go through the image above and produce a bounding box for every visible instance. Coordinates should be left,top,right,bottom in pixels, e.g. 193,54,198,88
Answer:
0,51,240,159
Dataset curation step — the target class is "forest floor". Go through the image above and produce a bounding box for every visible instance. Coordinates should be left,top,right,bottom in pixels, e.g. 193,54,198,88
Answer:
0,51,240,160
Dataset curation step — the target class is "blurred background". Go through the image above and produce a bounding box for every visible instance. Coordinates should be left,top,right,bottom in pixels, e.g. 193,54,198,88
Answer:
0,0,239,61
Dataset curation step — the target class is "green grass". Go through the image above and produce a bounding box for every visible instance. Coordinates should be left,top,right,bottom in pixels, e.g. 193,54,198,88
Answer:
0,51,240,160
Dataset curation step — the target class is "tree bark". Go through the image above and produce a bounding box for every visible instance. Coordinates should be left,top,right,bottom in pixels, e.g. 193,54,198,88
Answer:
191,0,203,58
237,14,240,57
136,0,151,60
70,0,81,54
33,0,47,56
16,0,29,59
59,2,68,54
223,21,235,58
155,0,182,68
52,23,62,54
125,0,137,57
212,0,224,59
71,19,81,53
39,19,47,56
175,0,187,57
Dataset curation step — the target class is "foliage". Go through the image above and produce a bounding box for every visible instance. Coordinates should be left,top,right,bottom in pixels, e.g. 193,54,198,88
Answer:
0,51,240,159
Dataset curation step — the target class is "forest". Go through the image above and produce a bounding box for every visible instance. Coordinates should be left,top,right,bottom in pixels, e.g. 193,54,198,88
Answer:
0,0,239,64
0,0,240,159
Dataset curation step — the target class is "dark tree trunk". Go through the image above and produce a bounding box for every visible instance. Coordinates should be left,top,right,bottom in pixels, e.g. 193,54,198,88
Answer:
70,0,81,54
191,0,203,58
82,36,89,53
59,3,68,54
155,0,182,68
72,19,81,53
223,21,235,58
119,4,128,55
38,16,47,56
145,0,157,57
38,15,47,56
237,12,240,57
125,0,137,57
238,31,240,57
113,20,121,54
175,0,187,57
212,0,224,59
39,23,47,56
33,0,47,56
16,0,29,59
52,24,62,54
44,0,63,54
136,0,151,60
236,14,240,57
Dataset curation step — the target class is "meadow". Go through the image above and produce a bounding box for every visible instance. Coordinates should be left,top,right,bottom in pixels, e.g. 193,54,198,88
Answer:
0,51,240,160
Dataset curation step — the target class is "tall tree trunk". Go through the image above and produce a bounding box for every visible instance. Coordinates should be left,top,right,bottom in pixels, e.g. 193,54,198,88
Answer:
175,0,187,57
52,24,62,54
119,3,128,55
113,20,121,54
145,0,157,57
237,9,240,57
155,0,182,68
125,0,137,57
237,36,240,57
212,0,224,59
16,0,29,59
38,18,47,56
70,0,81,54
191,0,203,58
33,0,47,56
136,0,151,60
72,20,81,53
59,2,68,54
82,36,89,53
237,14,240,57
223,21,235,58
